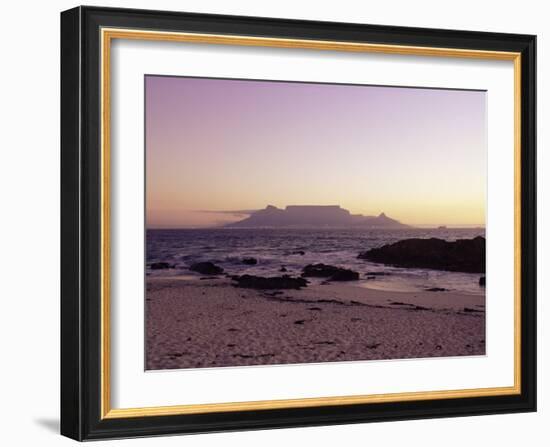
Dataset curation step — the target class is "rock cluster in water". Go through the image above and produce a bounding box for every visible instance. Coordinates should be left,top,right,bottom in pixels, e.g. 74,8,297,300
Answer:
358,236,485,273
232,274,308,290
189,262,224,275
150,262,175,270
301,263,360,281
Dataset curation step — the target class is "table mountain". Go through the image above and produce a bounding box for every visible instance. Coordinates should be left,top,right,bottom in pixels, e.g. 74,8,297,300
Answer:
225,205,408,228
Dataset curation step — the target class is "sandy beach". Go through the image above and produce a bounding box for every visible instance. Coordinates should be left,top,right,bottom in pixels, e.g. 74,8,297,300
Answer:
146,277,485,370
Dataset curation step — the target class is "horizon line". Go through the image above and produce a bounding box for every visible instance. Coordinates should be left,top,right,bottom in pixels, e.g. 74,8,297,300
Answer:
146,224,486,230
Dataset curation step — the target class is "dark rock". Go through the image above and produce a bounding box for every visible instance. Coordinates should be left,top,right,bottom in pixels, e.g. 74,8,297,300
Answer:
189,261,224,275
479,276,486,286
242,257,258,265
280,266,288,272
292,250,306,256
232,274,308,290
358,236,485,273
365,271,391,276
463,307,483,313
293,320,306,325
331,269,360,281
425,287,448,292
366,276,376,280
150,262,175,270
301,263,360,281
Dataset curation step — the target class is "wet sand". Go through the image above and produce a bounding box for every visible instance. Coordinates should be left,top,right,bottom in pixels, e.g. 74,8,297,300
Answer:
146,277,485,370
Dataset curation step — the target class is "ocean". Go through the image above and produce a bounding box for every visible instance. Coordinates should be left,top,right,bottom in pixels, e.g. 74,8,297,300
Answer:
146,228,485,295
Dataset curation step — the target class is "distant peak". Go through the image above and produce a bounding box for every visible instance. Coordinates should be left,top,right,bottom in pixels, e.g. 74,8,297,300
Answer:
224,205,409,228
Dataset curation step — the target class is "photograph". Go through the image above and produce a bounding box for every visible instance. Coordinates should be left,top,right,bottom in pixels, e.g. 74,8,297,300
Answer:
145,75,488,370
58,5,537,441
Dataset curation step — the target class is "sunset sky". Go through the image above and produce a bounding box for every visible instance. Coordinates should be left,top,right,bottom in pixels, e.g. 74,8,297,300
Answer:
145,75,486,228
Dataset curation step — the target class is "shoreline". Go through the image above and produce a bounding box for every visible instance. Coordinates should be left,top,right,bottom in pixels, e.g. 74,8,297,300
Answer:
146,277,485,370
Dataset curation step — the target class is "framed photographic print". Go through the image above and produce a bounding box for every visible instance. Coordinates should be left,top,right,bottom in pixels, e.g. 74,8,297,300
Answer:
60,6,536,441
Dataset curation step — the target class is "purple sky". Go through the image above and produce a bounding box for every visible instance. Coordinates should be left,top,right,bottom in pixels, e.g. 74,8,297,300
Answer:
145,75,486,228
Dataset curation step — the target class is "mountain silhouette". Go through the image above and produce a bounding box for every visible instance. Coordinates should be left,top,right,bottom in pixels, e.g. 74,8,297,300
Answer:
224,205,409,228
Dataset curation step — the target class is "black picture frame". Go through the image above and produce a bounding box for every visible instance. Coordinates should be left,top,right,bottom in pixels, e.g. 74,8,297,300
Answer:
61,5,536,441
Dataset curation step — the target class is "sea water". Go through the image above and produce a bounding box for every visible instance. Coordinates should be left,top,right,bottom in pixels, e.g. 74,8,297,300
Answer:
146,228,485,295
